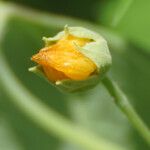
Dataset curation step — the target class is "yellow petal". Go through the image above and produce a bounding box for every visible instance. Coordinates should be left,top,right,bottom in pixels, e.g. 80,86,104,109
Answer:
32,35,97,81
43,66,68,81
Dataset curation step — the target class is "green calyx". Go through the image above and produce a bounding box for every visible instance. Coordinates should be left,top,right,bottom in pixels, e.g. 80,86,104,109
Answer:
43,26,112,74
29,65,100,93
29,26,112,93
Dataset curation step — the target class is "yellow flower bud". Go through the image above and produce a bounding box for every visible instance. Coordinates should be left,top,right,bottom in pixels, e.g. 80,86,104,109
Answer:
29,26,112,92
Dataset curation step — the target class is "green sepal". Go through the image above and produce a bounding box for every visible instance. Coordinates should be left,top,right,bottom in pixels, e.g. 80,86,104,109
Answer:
28,65,49,82
55,75,101,93
43,26,112,76
29,65,101,93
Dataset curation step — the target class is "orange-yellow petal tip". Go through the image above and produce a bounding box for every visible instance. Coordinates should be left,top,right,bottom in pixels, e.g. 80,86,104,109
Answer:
31,35,97,82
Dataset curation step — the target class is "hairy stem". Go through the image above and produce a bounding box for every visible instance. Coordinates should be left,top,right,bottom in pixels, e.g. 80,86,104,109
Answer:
102,76,150,145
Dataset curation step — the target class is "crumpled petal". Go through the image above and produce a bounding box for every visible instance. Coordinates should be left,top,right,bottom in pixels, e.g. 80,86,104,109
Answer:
32,35,97,81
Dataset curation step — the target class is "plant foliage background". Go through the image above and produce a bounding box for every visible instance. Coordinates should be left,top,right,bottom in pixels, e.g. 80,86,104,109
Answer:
0,0,150,150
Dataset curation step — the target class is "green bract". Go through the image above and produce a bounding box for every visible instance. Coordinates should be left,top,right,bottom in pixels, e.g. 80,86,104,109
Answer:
29,26,112,92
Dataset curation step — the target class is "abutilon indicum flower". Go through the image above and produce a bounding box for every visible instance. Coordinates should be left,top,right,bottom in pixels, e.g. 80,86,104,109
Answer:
29,26,112,92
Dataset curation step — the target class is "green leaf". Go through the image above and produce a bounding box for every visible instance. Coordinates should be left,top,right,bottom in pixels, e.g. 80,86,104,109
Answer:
0,117,23,150
98,0,150,53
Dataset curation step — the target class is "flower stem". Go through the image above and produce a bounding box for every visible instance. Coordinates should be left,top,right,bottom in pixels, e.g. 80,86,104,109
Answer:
102,76,150,145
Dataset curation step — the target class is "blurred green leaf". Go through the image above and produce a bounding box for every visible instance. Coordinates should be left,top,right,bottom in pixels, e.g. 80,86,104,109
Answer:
98,0,150,52
0,117,23,150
